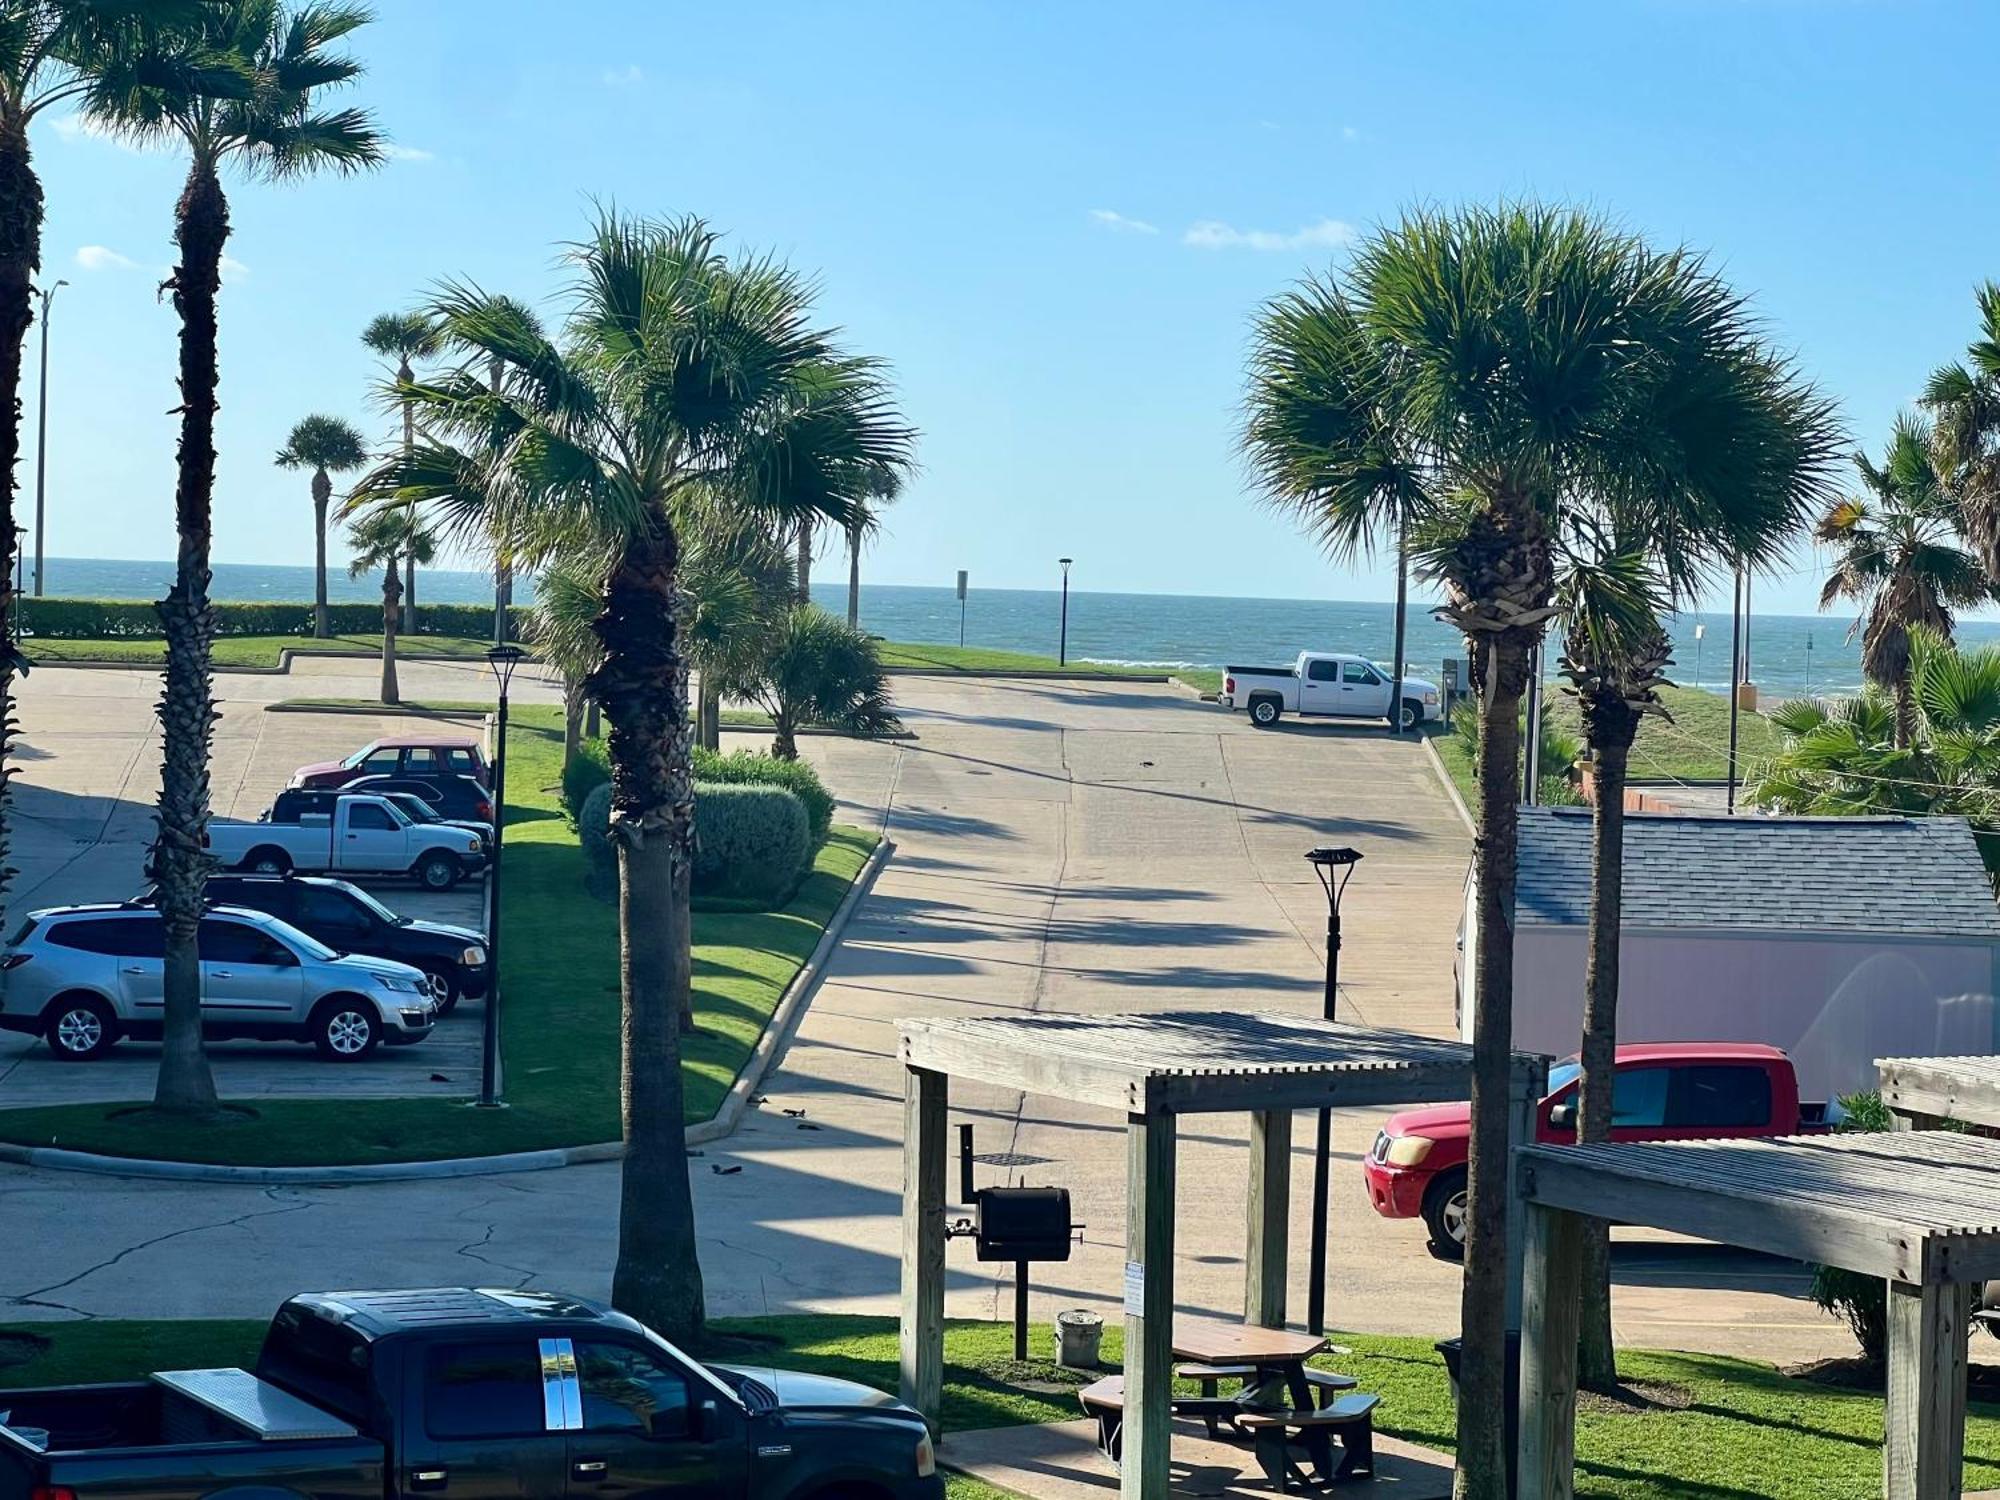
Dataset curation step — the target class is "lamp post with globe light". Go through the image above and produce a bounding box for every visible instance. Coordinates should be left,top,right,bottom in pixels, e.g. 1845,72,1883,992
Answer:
478,644,525,1107
1304,844,1363,1335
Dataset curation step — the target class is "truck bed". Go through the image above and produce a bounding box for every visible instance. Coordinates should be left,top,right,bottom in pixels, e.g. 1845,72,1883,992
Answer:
1224,663,1295,677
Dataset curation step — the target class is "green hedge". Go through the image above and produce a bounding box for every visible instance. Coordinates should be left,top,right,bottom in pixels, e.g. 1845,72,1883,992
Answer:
562,738,835,848
562,739,612,824
18,596,534,641
579,780,811,905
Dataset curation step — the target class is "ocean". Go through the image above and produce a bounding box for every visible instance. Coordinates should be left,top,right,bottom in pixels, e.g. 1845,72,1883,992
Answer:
23,556,1978,701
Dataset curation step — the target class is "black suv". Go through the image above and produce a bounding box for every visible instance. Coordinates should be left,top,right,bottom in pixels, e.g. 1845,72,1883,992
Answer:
137,874,489,1012
347,772,495,826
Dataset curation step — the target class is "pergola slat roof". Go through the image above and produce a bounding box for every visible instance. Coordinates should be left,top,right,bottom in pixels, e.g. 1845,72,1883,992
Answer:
1518,1131,2000,1285
899,1010,1549,1115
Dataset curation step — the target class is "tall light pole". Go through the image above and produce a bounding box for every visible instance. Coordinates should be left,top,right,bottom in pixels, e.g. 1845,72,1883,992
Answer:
478,643,525,1108
1057,557,1073,666
31,278,65,597
1303,844,1363,1335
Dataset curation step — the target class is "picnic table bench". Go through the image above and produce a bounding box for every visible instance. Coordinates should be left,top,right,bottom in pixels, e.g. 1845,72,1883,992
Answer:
1077,1366,1370,1486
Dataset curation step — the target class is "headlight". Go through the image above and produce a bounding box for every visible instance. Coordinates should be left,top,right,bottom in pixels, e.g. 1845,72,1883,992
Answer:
1424,690,1439,704
462,945,486,967
466,837,483,852
1384,1135,1435,1167
914,1432,935,1478
378,973,420,993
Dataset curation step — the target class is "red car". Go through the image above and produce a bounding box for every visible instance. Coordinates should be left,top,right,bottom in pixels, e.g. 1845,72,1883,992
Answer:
290,736,490,792
1362,1042,1828,1258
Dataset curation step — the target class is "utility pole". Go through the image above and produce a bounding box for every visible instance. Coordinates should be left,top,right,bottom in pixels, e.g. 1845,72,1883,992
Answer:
31,279,66,596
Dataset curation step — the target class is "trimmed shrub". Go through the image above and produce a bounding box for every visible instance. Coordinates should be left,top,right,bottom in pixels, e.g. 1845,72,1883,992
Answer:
578,783,615,897
17,595,533,641
694,784,810,902
691,746,834,847
562,739,612,824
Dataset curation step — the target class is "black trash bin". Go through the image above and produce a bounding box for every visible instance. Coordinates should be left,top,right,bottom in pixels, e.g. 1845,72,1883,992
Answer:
1435,1331,1520,1499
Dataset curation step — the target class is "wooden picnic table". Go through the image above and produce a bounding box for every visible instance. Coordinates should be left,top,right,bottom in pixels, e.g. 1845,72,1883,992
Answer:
1172,1319,1329,1412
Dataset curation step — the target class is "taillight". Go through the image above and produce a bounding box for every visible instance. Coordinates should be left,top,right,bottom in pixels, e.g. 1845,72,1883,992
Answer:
34,1486,79,1500
477,801,493,820
1225,675,1235,694
2,952,32,970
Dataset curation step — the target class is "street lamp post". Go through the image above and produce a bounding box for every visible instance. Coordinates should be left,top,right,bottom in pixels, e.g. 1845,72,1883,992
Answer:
478,643,525,1108
31,279,65,598
1057,557,1073,666
1304,844,1363,1336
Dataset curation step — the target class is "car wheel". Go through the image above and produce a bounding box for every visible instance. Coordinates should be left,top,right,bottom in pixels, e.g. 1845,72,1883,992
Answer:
418,964,459,1017
416,852,460,891
246,846,291,875
312,998,380,1061
1422,1167,1468,1261
44,995,117,1060
1249,697,1281,728
1400,698,1423,731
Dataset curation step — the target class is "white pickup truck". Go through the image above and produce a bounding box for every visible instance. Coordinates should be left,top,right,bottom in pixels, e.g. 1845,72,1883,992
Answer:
206,793,486,890
1219,652,1443,730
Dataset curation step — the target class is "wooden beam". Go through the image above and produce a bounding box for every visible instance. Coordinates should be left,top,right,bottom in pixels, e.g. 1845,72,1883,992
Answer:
1518,1201,1583,1500
898,1065,947,1434
1148,1059,1484,1115
1123,1111,1177,1500
1505,1066,1544,1333
902,1026,1140,1114
1885,1279,1972,1500
1244,1109,1291,1327
1880,1058,2000,1133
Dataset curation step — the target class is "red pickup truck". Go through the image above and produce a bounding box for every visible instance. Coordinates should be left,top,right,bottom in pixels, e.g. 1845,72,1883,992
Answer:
1362,1042,1830,1258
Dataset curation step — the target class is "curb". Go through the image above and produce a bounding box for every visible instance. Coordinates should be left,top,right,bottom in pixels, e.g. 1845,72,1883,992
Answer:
1421,731,1477,837
882,667,1168,683
29,647,537,678
0,837,894,1186
263,703,491,719
1164,676,1219,702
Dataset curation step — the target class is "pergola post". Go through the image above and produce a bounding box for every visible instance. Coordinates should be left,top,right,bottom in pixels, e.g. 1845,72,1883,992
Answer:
1505,1063,1543,1333
1244,1108,1291,1328
1518,1200,1583,1500
1124,1109,1177,1500
1885,1280,1972,1500
899,1064,947,1435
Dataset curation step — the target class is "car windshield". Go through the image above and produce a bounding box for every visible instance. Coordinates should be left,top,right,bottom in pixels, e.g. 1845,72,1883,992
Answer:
255,916,338,963
329,882,402,926
399,796,442,821
339,745,377,769
1546,1059,1582,1096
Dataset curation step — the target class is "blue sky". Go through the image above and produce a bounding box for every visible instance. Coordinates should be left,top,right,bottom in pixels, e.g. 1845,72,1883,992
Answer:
29,0,2000,615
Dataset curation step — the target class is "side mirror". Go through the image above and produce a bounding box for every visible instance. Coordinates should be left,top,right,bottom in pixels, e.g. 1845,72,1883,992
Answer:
683,1399,718,1443
1547,1103,1576,1132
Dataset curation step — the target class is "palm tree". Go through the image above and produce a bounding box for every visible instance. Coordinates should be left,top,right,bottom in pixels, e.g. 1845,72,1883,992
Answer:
274,413,366,638
352,212,913,1343
1923,282,2000,578
723,604,900,759
361,309,441,631
345,501,430,704
88,0,380,1116
1244,204,1842,1491
845,462,901,628
1818,415,1989,746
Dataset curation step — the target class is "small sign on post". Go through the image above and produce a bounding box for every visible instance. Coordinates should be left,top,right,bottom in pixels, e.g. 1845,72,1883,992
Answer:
956,570,968,646
1440,658,1461,726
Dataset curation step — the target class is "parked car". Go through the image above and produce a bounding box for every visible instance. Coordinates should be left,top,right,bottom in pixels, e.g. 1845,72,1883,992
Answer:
1218,652,1442,729
134,874,488,1013
0,904,437,1061
290,735,489,791
0,1286,943,1500
348,770,495,825
1362,1043,1831,1257
209,793,484,889
270,784,493,847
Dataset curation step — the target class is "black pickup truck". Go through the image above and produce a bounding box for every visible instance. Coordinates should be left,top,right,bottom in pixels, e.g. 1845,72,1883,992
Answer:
0,1288,942,1500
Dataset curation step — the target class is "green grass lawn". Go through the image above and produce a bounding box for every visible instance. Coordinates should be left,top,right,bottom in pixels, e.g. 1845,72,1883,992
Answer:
0,705,875,1166
27,633,504,668
5,1314,1995,1498
874,640,1162,676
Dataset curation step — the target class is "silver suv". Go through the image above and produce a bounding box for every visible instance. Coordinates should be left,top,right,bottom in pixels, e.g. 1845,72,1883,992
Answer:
0,904,438,1062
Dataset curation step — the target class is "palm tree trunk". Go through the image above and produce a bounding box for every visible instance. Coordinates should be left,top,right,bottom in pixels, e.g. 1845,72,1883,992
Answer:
698,674,721,753
847,520,862,628
406,549,418,633
152,155,227,1116
797,516,812,604
399,368,415,633
772,709,798,761
380,555,401,705
1894,674,1915,750
1454,629,1535,1500
494,556,512,645
586,697,600,738
563,677,584,762
591,518,704,1346
0,103,42,1003
311,470,330,639
1576,729,1635,1394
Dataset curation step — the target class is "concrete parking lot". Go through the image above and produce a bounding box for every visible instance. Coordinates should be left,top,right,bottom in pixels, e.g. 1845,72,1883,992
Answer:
0,663,1847,1364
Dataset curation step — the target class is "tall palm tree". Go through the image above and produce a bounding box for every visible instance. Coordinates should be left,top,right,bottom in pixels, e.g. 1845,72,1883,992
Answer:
1819,415,1989,746
274,413,366,638
361,309,441,631
1244,203,1841,1493
845,461,901,628
1923,282,2000,578
352,212,913,1343
89,0,381,1116
345,501,430,704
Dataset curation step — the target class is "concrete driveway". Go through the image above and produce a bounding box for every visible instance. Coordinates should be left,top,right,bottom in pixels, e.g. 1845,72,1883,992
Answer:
0,665,1848,1365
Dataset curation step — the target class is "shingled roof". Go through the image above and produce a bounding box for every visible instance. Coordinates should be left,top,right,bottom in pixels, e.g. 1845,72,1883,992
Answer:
1515,809,2000,938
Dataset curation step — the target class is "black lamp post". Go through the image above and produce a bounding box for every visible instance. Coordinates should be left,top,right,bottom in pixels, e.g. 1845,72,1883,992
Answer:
1303,844,1363,1335
31,278,65,598
478,643,525,1108
1057,557,1073,666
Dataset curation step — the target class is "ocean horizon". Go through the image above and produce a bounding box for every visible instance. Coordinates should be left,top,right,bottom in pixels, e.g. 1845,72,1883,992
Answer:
16,555,1965,701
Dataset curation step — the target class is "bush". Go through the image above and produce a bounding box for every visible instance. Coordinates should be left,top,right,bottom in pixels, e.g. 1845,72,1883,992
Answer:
692,745,834,846
694,784,810,902
575,779,810,905
17,595,534,641
562,740,612,824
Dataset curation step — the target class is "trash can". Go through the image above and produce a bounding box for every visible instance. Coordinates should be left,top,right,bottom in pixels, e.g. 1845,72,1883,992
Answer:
1056,1309,1104,1369
1435,1332,1519,1499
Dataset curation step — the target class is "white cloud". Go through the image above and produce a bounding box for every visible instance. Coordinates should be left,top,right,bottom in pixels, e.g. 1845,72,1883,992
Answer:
1341,125,1364,143
1183,217,1357,252
221,255,249,282
1089,208,1158,236
602,64,644,86
383,143,434,162
75,245,139,272
49,113,159,154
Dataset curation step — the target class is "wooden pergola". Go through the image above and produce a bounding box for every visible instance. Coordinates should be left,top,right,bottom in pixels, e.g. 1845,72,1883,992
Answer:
1517,1132,2000,1500
1881,1054,2000,1132
897,1010,1551,1500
